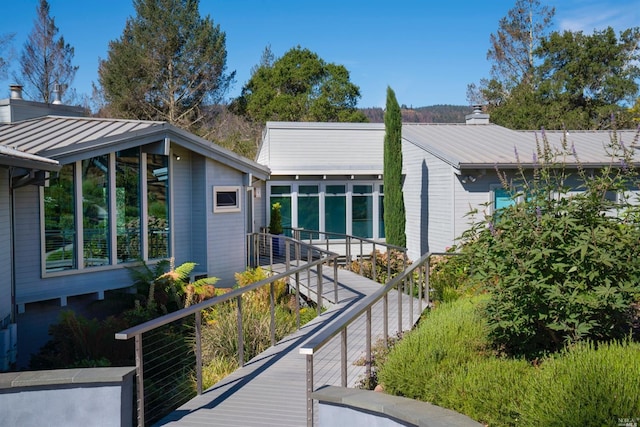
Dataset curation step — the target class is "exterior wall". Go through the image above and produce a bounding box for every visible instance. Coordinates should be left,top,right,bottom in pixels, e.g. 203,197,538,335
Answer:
253,180,267,232
415,148,458,254
207,160,247,287
172,147,208,271
402,141,429,260
0,169,11,325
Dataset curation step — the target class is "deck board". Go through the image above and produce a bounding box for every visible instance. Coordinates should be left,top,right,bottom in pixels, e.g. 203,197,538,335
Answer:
154,267,424,426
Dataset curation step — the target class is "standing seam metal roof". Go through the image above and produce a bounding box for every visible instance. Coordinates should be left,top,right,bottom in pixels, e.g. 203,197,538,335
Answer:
0,115,270,179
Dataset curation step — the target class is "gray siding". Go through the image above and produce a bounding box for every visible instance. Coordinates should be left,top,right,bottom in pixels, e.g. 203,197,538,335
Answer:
402,141,427,261
207,161,247,287
423,150,457,253
0,169,11,321
254,180,267,231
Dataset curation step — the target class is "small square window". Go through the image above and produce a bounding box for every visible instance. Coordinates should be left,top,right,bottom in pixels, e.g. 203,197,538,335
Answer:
213,186,241,213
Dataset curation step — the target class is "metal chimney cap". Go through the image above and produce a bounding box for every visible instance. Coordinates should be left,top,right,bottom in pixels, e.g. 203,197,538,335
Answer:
10,85,23,100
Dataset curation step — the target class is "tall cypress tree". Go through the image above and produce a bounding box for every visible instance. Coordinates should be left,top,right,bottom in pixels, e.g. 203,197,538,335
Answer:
383,86,406,247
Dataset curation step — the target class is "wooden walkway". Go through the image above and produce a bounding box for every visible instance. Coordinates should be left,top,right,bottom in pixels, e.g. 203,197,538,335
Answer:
154,266,423,426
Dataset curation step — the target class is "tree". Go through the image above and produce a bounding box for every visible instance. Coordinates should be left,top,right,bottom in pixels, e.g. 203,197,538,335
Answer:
467,0,555,107
15,0,77,103
383,87,406,247
490,26,640,130
233,46,367,123
98,0,234,132
0,33,15,81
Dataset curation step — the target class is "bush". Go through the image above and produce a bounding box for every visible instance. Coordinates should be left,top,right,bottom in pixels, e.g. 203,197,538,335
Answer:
428,253,474,304
520,340,640,427
350,249,410,284
377,296,490,402
460,130,640,358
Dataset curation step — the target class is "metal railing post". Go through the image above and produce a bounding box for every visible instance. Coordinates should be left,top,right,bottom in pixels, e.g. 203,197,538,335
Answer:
296,271,301,329
195,311,203,395
366,308,372,382
397,276,403,333
134,334,145,427
237,295,244,366
383,293,388,345
316,263,323,316
270,282,276,346
306,354,314,427
372,244,377,283
341,329,347,387
333,262,338,303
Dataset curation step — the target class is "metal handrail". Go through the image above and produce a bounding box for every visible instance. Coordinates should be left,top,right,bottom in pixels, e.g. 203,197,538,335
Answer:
298,251,455,427
116,232,339,427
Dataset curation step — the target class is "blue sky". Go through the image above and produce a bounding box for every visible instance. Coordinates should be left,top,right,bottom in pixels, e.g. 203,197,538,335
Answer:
1,0,639,108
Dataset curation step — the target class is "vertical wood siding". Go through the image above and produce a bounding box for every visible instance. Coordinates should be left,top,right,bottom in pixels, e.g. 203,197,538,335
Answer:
207,160,247,287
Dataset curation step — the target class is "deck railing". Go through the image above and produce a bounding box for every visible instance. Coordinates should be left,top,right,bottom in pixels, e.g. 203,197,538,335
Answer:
299,251,455,427
115,232,339,427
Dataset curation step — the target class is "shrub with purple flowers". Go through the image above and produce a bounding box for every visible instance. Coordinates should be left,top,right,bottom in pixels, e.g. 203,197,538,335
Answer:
459,128,640,359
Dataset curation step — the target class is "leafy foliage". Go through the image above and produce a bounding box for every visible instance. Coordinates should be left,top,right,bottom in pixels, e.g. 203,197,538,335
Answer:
98,0,234,132
383,86,406,247
349,249,409,284
269,202,283,235
233,45,367,123
459,129,640,358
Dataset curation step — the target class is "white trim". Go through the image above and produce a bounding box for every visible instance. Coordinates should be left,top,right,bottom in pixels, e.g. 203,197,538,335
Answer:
213,186,242,213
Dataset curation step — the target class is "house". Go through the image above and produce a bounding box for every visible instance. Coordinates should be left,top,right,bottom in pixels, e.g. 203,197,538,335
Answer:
257,110,640,261
0,86,269,368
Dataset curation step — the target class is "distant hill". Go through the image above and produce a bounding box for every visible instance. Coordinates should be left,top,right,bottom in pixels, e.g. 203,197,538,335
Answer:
361,104,471,123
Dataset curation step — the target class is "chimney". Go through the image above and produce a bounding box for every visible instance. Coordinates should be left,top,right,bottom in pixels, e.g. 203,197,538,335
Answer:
10,85,23,100
465,104,490,125
52,84,62,104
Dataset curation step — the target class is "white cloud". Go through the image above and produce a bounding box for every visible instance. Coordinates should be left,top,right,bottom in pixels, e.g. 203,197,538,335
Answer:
556,1,640,33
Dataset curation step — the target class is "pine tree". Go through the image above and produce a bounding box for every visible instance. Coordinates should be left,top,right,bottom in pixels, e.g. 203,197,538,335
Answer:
16,0,77,103
98,0,234,132
383,86,406,247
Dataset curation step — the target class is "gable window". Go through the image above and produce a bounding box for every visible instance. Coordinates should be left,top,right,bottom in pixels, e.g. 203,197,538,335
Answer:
213,186,241,213
42,148,171,273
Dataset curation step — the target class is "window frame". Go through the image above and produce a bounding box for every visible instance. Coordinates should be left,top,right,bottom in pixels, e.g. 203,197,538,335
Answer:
213,186,242,213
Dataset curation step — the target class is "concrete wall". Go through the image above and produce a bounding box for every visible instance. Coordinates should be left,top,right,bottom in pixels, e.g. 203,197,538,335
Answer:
0,367,135,427
313,386,482,427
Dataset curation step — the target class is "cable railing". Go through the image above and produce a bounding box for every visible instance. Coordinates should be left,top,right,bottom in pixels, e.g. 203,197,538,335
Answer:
298,251,456,427
115,232,339,427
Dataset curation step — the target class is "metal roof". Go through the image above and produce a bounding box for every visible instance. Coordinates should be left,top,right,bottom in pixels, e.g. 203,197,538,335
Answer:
0,144,60,171
402,123,640,170
0,115,270,179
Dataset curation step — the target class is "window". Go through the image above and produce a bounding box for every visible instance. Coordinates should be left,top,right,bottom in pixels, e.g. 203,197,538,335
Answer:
270,185,292,236
378,184,385,239
116,148,141,263
325,185,346,238
213,186,241,213
82,155,110,267
148,154,170,258
298,185,319,237
352,184,373,238
44,164,76,272
43,148,172,272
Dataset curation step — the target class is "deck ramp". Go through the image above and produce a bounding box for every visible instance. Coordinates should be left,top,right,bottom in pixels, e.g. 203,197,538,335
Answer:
154,267,423,427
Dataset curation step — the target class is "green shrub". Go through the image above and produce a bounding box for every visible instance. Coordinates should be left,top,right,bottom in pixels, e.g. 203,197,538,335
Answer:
519,340,640,427
428,253,473,304
350,249,411,284
377,296,490,402
460,131,640,358
443,357,531,426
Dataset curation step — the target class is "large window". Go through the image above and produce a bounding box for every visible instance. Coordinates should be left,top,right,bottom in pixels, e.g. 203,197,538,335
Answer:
82,155,110,267
298,185,319,236
352,184,373,238
43,148,171,273
270,185,292,236
116,148,141,263
147,154,169,259
325,185,346,238
378,184,385,239
44,164,76,271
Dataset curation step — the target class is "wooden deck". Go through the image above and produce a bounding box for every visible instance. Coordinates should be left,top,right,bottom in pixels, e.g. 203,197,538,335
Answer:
154,266,424,426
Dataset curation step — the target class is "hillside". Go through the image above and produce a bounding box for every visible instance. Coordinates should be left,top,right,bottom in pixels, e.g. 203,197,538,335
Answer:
361,104,471,123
